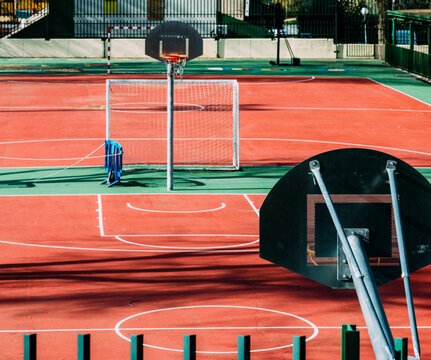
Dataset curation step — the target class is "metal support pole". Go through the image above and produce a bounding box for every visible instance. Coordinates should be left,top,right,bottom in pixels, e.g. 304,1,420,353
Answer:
276,29,281,65
237,335,251,360
106,80,111,140
409,22,414,50
131,334,144,360
24,334,37,360
78,334,91,360
428,26,431,56
167,62,174,190
386,160,420,359
293,335,306,360
183,335,196,360
309,160,396,360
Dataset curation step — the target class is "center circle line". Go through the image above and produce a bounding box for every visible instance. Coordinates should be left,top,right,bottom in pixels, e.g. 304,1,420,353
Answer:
114,305,319,354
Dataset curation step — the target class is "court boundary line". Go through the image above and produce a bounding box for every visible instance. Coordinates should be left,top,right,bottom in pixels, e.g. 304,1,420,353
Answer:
0,325,429,333
243,194,260,217
367,77,431,107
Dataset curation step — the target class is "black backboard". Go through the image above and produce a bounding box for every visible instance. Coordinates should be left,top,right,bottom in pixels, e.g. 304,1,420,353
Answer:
260,148,431,289
145,21,203,62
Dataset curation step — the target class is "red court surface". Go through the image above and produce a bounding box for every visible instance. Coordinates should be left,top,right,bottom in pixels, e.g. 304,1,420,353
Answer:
1,74,431,359
1,75,431,168
0,193,431,359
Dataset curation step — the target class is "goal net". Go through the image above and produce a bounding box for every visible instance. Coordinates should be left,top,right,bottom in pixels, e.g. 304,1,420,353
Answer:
106,79,240,170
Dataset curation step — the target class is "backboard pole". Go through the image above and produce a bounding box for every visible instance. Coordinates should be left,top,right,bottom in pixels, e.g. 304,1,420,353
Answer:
309,160,396,360
167,62,174,190
386,160,421,359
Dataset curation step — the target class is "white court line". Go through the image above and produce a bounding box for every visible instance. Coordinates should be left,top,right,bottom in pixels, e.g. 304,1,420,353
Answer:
111,234,258,237
5,105,426,113
242,138,431,157
1,104,429,113
2,138,431,159
239,76,316,85
0,105,103,111
115,305,319,354
0,138,104,145
97,194,105,237
127,202,226,213
242,105,431,113
0,80,106,86
0,155,104,161
368,77,431,107
0,239,259,253
1,325,430,333
243,194,260,217
115,235,259,250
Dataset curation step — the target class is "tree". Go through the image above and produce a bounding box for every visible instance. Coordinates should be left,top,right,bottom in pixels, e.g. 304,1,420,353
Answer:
374,0,389,43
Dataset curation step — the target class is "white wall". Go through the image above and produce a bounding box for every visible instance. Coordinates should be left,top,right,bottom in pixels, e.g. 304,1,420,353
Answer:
0,38,360,60
0,39,104,57
218,38,337,59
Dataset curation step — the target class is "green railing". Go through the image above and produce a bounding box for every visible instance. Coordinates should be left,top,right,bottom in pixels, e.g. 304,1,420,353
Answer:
19,325,412,360
386,10,431,79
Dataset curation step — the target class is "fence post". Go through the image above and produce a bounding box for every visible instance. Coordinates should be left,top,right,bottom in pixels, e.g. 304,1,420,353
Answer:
395,338,408,360
131,334,144,360
428,26,431,55
78,334,91,360
183,335,196,360
409,22,414,50
237,335,250,360
293,335,306,360
392,18,396,45
341,324,359,360
23,334,37,360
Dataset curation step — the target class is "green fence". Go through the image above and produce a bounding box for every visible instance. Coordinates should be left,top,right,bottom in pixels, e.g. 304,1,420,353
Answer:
19,326,412,360
386,10,431,79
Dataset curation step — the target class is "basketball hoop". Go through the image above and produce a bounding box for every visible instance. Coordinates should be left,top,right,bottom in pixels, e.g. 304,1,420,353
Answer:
161,54,187,80
145,22,203,190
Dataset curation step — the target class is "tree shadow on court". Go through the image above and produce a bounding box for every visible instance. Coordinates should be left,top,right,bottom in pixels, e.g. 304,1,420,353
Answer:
0,249,429,318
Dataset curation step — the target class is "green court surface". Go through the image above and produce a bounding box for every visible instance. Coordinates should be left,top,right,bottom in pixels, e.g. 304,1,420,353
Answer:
0,58,430,104
0,166,291,195
2,166,431,196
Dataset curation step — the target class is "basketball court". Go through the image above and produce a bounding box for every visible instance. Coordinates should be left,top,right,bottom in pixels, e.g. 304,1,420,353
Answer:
1,22,431,359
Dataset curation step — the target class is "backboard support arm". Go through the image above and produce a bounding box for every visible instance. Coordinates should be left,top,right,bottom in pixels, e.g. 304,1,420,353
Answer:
386,160,421,359
309,159,396,360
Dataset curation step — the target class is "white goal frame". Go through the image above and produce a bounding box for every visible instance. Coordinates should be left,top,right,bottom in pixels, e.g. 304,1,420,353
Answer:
106,78,240,178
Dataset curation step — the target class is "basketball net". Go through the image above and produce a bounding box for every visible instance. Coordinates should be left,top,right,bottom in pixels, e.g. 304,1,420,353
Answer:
161,54,187,80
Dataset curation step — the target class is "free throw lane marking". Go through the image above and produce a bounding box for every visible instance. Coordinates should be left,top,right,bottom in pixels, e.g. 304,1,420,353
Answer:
115,235,259,250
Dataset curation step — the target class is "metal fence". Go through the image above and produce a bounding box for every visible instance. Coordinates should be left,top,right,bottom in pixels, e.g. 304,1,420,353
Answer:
386,10,431,78
1,0,430,44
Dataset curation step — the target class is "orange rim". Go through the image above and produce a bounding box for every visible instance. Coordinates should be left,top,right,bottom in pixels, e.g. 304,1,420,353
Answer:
161,54,187,63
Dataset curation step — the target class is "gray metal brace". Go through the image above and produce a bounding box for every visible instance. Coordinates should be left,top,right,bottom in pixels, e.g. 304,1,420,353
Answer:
386,160,421,359
309,159,396,360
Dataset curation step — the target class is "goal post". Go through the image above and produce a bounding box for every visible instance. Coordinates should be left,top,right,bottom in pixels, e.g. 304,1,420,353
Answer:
106,79,240,171
107,26,153,74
